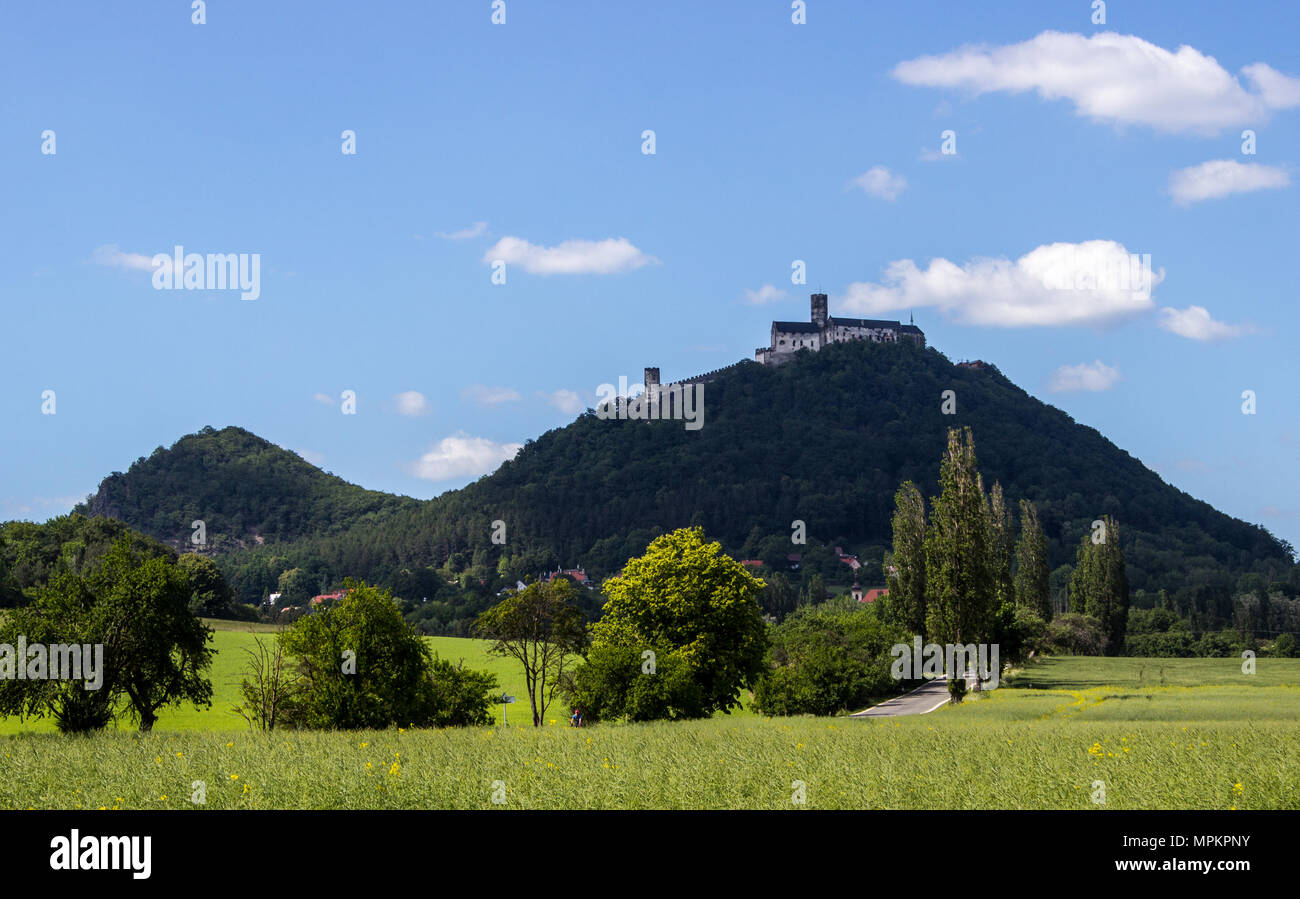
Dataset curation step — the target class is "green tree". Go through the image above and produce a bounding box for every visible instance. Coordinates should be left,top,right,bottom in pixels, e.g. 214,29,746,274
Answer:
924,428,995,645
0,574,114,732
1068,515,1130,654
580,527,768,719
0,539,215,732
1014,499,1051,620
884,481,927,636
985,481,1018,667
758,571,799,621
988,483,1015,613
177,553,235,618
802,573,828,607
564,638,705,722
280,581,445,729
475,579,586,726
753,599,907,716
276,567,314,606
426,655,500,727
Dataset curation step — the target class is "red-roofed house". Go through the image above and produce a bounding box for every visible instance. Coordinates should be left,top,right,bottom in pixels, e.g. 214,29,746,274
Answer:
310,590,351,606
546,568,594,589
859,588,888,604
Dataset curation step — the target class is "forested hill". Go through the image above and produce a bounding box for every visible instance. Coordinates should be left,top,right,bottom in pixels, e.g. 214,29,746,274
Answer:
74,425,421,551
73,340,1292,607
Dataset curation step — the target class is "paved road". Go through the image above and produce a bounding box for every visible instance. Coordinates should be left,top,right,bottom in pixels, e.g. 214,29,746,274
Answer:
849,677,962,718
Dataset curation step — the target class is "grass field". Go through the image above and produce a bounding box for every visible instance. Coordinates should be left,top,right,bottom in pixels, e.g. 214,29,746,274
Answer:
1,643,1297,809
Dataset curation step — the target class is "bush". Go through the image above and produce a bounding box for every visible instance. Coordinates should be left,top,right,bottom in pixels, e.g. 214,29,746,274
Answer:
1269,633,1297,658
947,678,967,703
1124,630,1195,657
1192,631,1238,659
278,581,497,729
564,641,704,723
1047,613,1105,655
1010,605,1050,659
426,655,499,727
751,599,907,716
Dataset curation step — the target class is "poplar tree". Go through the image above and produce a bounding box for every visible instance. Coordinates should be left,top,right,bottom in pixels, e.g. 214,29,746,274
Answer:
924,428,995,645
987,482,1015,615
1068,515,1129,654
886,480,927,636
1015,499,1051,620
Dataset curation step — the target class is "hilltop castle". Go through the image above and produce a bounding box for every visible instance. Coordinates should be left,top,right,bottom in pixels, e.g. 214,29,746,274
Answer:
635,293,925,400
755,293,924,365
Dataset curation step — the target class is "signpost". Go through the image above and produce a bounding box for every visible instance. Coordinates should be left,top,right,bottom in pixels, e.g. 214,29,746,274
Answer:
501,695,516,726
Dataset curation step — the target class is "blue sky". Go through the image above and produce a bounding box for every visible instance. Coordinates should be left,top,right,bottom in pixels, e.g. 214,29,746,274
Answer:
3,1,1298,552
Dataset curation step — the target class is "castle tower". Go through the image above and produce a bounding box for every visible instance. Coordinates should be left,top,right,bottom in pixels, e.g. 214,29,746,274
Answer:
810,293,828,329
644,367,660,390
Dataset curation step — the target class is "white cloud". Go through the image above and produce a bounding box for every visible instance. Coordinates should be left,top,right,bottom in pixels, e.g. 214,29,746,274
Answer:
892,31,1300,135
1048,360,1121,393
313,392,336,406
742,284,788,305
1157,305,1255,340
437,221,489,240
91,244,165,273
411,433,523,481
462,385,521,406
851,165,908,201
919,147,957,162
840,240,1162,328
394,390,432,416
1169,159,1291,205
483,236,657,275
296,448,325,467
544,389,583,415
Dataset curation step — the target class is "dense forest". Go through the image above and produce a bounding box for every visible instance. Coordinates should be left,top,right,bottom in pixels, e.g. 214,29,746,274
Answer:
75,425,421,550
59,339,1296,637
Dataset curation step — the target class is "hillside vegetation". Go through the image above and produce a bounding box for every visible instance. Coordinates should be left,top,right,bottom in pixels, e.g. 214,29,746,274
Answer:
69,341,1293,620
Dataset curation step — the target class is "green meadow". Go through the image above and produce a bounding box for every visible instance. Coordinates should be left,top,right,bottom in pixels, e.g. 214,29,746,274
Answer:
2,628,1297,809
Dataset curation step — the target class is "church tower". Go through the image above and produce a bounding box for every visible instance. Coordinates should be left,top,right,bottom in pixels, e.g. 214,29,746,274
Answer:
810,293,828,328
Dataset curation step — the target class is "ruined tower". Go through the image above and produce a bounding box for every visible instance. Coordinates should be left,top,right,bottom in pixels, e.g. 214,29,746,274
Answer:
810,293,828,329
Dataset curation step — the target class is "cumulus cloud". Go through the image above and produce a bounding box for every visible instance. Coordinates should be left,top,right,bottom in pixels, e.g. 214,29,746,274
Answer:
840,240,1162,328
851,166,908,200
462,385,521,406
394,390,432,416
892,31,1300,135
483,236,657,275
437,221,489,240
411,433,523,481
544,389,584,415
1048,360,1121,393
91,244,163,273
1169,159,1291,204
742,284,788,305
1157,305,1256,340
